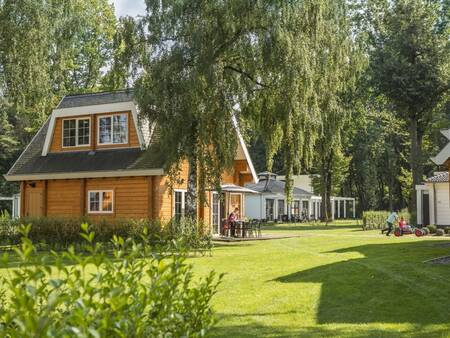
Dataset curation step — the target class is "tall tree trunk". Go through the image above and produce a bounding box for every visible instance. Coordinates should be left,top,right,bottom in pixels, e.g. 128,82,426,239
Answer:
320,154,333,223
185,153,198,220
409,118,423,223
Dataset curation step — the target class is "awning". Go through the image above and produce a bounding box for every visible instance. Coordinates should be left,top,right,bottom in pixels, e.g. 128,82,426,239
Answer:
220,184,259,194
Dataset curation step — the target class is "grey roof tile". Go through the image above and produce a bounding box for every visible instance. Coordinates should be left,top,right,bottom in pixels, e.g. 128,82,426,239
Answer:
57,89,134,109
245,179,313,196
426,172,448,183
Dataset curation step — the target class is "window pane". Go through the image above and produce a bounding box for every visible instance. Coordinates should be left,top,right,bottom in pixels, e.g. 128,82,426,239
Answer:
77,119,90,145
89,192,100,212
99,117,111,144
63,119,76,147
113,114,127,144
174,191,182,219
102,192,113,212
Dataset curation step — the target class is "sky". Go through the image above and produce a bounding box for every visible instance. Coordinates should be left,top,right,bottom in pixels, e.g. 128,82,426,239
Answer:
110,0,146,17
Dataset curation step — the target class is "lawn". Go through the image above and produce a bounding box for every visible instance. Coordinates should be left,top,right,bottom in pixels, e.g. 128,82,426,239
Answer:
1,222,450,337
190,222,450,337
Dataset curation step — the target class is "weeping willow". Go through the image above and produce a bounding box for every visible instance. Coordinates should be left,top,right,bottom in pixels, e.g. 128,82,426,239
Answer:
136,0,356,217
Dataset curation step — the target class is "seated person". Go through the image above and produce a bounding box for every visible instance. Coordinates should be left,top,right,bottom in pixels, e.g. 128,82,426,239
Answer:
398,216,411,232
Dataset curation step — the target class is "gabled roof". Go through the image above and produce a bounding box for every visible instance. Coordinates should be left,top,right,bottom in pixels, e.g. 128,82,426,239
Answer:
431,129,450,165
5,117,164,180
426,172,449,183
245,178,313,196
5,90,258,182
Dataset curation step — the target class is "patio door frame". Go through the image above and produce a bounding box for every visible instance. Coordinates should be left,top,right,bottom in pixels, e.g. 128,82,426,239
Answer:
211,192,221,234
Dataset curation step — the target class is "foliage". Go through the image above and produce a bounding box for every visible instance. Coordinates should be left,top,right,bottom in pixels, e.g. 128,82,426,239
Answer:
436,228,445,236
427,224,437,234
0,217,213,254
445,227,450,234
362,210,410,230
0,224,221,337
368,0,450,211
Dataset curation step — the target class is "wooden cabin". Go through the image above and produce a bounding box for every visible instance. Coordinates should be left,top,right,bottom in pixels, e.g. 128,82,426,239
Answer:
4,90,258,232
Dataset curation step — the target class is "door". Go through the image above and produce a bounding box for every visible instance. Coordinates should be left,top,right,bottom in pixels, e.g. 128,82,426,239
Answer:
230,193,242,219
266,199,275,221
422,193,430,226
27,190,44,217
212,193,220,234
277,200,285,221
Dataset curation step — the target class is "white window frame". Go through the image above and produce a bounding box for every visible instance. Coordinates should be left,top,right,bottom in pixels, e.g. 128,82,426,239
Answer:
87,190,114,214
211,192,221,233
97,113,129,146
173,189,187,218
61,117,91,148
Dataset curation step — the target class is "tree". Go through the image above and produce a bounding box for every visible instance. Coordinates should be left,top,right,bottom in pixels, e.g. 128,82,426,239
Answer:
369,0,449,218
135,1,358,219
0,0,117,194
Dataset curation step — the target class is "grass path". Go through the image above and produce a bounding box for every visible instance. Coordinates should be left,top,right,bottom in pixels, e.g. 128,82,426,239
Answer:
190,223,450,337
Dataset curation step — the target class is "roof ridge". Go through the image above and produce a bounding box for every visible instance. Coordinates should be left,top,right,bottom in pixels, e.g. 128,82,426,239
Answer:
63,88,134,99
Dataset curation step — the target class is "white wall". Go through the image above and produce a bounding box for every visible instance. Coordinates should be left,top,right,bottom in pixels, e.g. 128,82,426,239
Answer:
435,183,450,226
245,194,262,219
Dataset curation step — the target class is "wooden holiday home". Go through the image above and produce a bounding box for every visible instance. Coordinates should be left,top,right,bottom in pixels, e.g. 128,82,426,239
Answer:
4,90,258,232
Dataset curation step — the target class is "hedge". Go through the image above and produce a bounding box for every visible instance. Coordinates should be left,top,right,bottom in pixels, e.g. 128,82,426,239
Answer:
0,213,212,253
362,210,411,230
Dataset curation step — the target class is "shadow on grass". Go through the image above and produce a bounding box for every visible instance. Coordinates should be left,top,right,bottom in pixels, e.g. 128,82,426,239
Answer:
273,240,450,325
263,224,360,232
212,314,450,337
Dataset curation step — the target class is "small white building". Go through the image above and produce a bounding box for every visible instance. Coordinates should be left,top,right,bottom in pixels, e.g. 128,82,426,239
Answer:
245,172,313,221
416,172,450,227
244,173,356,221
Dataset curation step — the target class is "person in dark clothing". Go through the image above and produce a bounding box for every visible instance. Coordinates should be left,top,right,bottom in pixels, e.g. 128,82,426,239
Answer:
228,208,239,237
382,210,398,236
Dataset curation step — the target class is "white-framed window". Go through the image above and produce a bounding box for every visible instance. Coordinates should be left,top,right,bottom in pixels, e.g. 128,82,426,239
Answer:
211,192,220,233
88,190,114,213
98,113,128,145
277,199,285,220
62,117,90,147
266,199,275,221
173,189,187,219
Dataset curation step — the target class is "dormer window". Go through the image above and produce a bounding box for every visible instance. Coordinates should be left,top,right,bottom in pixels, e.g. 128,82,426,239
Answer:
62,118,90,147
98,113,128,145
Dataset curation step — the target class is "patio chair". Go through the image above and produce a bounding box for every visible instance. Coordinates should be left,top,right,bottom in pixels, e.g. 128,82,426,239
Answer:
221,219,230,237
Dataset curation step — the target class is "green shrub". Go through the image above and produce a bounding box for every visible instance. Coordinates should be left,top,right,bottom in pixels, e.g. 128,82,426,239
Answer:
436,228,445,236
0,224,222,337
422,227,430,235
427,224,437,234
445,227,450,234
362,210,411,230
0,216,212,253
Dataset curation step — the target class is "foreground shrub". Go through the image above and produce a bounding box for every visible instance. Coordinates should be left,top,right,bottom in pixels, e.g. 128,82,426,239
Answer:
0,224,221,337
427,224,437,234
445,227,450,234
436,228,445,236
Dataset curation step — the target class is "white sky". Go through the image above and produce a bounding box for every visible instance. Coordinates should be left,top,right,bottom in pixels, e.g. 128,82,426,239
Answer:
110,0,146,17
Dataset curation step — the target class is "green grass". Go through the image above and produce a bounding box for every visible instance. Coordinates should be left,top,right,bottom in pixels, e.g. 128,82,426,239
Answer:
190,222,450,337
2,221,450,337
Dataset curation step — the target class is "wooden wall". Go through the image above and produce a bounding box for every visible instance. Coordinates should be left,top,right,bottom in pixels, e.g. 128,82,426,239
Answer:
19,157,254,224
49,111,140,152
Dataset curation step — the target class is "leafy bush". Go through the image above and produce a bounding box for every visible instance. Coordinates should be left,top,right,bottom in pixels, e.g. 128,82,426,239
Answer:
422,227,430,235
0,224,222,337
436,228,445,236
427,224,437,234
362,210,410,230
445,227,450,234
0,216,212,253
